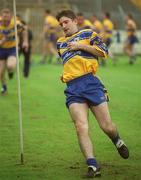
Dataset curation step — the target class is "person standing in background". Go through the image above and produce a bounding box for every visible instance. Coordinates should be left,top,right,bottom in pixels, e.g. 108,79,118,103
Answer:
18,17,33,78
91,15,103,34
77,12,93,30
101,12,116,66
123,13,138,65
40,9,60,64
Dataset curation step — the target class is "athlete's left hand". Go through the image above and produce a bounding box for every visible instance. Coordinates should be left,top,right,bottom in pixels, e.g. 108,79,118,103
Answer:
67,42,80,51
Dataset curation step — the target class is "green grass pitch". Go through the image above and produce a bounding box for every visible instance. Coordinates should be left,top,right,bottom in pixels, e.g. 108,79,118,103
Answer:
0,55,141,180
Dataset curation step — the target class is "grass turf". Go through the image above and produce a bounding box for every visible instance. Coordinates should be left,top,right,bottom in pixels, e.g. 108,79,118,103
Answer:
0,55,141,180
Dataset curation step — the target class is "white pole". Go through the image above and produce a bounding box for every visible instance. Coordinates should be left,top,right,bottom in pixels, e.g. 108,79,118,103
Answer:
13,0,24,164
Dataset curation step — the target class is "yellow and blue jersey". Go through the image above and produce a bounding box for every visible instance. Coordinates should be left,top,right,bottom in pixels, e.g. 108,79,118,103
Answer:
44,15,60,41
103,19,114,39
0,17,24,48
78,19,93,30
45,15,59,28
57,29,108,83
93,20,103,34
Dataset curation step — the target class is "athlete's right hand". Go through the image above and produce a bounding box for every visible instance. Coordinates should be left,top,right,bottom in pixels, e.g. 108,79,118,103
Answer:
67,41,80,51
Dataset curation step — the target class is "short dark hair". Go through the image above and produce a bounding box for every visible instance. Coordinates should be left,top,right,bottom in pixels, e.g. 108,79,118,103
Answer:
127,13,133,19
56,10,76,21
105,12,110,19
45,9,51,14
77,12,83,16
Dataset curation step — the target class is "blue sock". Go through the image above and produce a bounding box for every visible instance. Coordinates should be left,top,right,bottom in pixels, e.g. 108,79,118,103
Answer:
86,158,98,167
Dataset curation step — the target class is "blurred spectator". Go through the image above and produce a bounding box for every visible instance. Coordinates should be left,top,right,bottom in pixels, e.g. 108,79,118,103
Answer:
123,13,138,65
40,9,60,64
18,19,33,78
91,15,103,34
77,13,93,30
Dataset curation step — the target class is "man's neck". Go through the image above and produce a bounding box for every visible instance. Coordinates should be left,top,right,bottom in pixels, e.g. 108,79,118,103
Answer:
66,29,79,37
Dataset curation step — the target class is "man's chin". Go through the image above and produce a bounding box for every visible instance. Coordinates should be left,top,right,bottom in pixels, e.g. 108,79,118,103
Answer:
66,32,72,37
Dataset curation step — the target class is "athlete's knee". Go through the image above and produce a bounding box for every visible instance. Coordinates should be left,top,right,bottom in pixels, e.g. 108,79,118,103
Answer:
7,57,17,71
75,121,88,135
7,64,16,71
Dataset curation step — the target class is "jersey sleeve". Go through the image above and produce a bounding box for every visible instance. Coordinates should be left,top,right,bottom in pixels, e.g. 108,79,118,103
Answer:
90,31,108,58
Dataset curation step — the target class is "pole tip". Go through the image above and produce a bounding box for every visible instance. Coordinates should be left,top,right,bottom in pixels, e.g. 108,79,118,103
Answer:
21,153,24,165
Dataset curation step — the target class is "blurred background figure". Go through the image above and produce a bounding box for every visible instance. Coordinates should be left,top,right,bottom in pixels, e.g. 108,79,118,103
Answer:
77,12,93,30
17,15,33,78
123,13,138,65
0,8,28,94
40,9,60,64
100,12,116,66
91,15,103,34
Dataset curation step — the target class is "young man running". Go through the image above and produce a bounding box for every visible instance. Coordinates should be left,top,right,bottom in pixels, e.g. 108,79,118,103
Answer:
56,10,129,178
0,8,28,94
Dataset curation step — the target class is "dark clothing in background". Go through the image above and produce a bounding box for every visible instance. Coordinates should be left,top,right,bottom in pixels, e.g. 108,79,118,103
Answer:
19,28,33,77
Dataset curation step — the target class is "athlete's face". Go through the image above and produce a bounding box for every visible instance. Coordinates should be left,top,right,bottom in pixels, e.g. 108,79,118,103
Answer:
125,15,130,22
77,15,84,25
2,12,11,24
59,16,78,36
92,16,97,23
